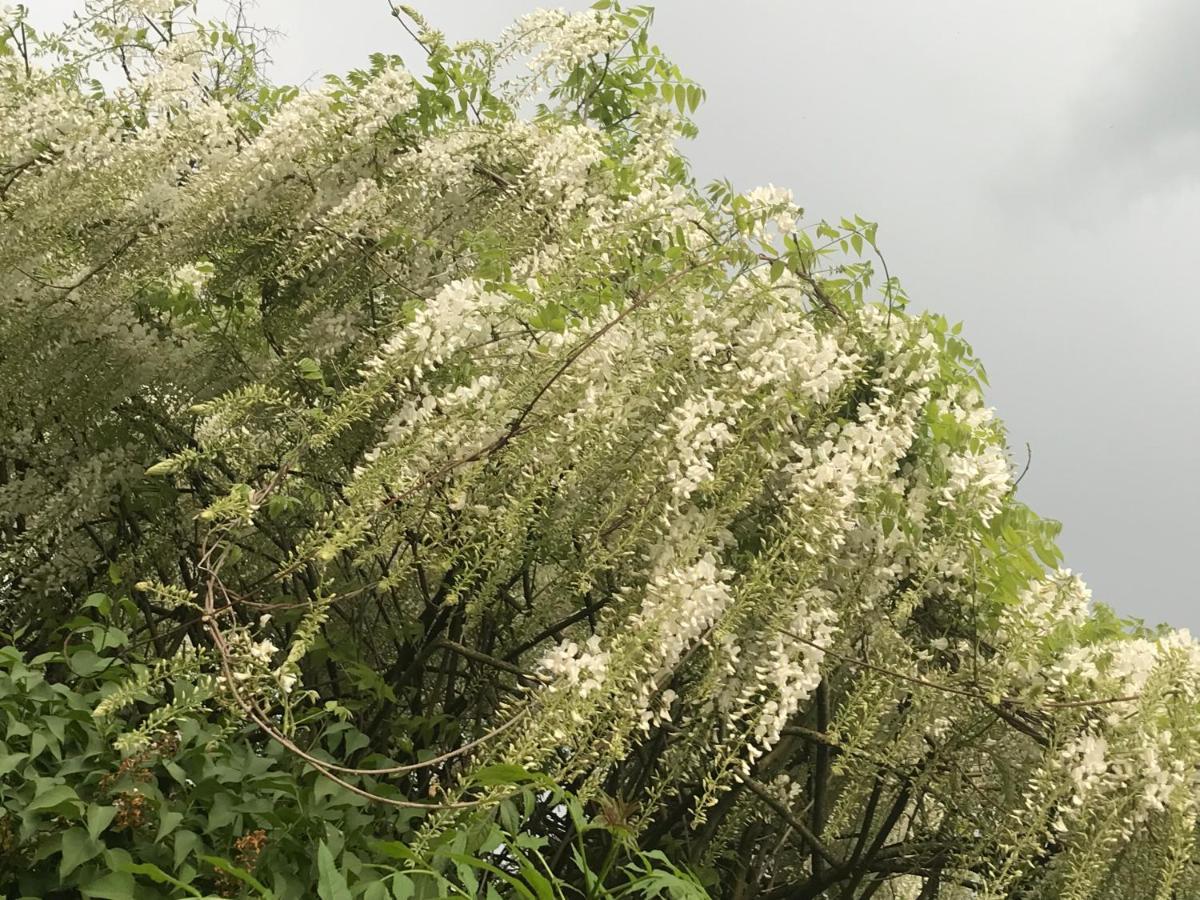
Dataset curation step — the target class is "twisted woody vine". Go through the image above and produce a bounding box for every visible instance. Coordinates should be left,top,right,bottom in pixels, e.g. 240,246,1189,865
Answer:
0,1,1196,897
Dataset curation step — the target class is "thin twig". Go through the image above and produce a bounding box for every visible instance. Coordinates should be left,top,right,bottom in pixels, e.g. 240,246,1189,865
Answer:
746,778,841,869
784,628,1138,712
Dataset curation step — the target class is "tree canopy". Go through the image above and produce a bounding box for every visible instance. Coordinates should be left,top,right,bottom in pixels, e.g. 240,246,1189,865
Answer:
1,2,1197,898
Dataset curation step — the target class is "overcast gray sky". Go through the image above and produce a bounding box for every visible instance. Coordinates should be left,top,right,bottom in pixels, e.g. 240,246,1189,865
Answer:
34,1,1200,630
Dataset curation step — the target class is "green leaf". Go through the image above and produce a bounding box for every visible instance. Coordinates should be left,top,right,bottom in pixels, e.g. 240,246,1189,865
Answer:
267,493,292,518
81,871,136,900
471,763,537,786
298,357,325,382
1033,540,1061,568
67,648,106,677
87,804,117,840
113,859,203,896
514,854,556,900
207,791,237,829
158,808,185,841
175,829,204,869
60,827,102,878
91,625,128,651
200,855,277,898
82,592,112,613
0,751,28,777
317,840,353,900
29,730,48,761
446,853,536,900
28,783,82,816
370,840,419,863
389,874,416,900
530,301,567,333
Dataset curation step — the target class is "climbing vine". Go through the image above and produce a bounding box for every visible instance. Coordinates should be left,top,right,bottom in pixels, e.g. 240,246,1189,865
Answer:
1,2,1195,897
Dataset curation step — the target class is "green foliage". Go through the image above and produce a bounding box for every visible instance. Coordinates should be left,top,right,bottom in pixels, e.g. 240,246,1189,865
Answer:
0,643,698,898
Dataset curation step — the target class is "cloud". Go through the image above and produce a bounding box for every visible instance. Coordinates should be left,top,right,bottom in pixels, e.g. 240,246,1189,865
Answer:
1022,0,1200,209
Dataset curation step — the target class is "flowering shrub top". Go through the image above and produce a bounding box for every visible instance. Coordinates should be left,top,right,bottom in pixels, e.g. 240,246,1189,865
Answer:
0,2,1196,897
